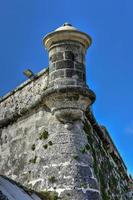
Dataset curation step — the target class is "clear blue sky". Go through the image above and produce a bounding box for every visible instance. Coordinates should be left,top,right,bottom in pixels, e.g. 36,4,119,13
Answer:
0,0,132,176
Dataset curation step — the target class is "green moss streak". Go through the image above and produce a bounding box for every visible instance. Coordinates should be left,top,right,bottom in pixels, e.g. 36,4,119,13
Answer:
72,154,78,160
43,144,48,149
48,141,53,146
80,146,86,154
31,144,35,151
83,120,110,200
39,130,49,140
36,191,58,200
48,176,57,184
29,156,37,164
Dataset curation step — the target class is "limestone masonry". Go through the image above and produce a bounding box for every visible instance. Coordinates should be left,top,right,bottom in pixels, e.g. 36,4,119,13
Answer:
0,23,133,200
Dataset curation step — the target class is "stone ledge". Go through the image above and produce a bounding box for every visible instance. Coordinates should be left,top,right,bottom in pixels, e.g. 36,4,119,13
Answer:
43,85,96,102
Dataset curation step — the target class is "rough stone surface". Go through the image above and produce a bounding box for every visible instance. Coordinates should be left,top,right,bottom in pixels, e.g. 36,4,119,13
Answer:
0,23,132,200
83,119,130,200
0,106,101,199
0,68,48,127
0,71,132,199
48,41,86,88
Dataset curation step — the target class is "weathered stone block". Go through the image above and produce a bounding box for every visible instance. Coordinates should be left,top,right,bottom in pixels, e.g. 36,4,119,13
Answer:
49,52,63,62
65,51,75,61
74,53,85,63
75,61,85,71
53,78,76,86
50,70,65,80
65,69,83,80
56,60,74,70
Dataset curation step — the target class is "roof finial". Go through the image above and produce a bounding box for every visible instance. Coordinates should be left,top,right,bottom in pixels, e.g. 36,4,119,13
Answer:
63,22,72,27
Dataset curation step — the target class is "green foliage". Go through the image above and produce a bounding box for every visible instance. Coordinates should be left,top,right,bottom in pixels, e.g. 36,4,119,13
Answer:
31,144,35,151
83,120,91,133
36,191,58,200
80,183,87,189
48,141,53,146
43,144,48,149
108,175,119,193
83,120,110,200
43,141,53,150
48,176,57,183
72,154,78,160
29,156,37,164
85,144,90,151
39,130,49,140
80,146,86,154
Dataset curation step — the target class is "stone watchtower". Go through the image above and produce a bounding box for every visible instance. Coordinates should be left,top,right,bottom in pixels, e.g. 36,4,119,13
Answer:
43,23,95,123
42,23,100,199
0,23,131,200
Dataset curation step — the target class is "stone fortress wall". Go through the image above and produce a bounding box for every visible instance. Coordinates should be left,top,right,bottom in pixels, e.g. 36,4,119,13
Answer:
0,23,132,200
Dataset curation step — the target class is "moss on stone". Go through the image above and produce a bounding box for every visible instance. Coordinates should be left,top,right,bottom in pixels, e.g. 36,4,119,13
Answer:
31,144,36,151
36,191,58,200
80,146,86,154
43,144,48,149
72,154,78,160
80,183,88,189
85,144,90,151
39,130,49,140
29,156,37,164
48,141,53,146
83,120,111,200
83,121,91,133
48,176,57,184
83,119,127,199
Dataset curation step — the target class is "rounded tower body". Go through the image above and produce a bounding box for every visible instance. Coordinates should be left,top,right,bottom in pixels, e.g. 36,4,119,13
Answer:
44,23,91,88
43,23,95,122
